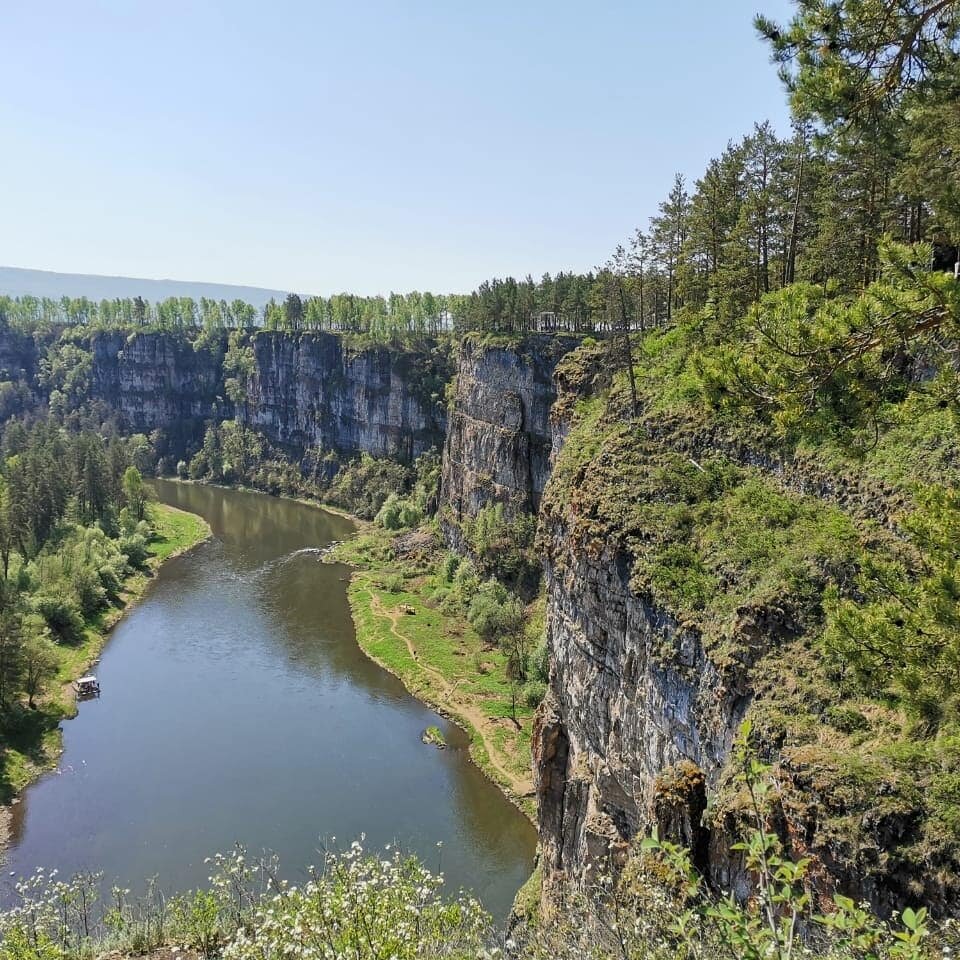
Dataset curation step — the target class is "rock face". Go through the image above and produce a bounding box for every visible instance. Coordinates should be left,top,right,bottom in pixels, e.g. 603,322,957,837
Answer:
528,355,958,918
82,330,450,464
527,346,772,906
235,333,449,462
439,335,580,540
89,331,229,433
533,531,749,890
436,335,748,894
0,327,39,384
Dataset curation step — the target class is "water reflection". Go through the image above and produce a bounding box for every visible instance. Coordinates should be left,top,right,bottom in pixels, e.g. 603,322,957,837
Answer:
2,481,535,918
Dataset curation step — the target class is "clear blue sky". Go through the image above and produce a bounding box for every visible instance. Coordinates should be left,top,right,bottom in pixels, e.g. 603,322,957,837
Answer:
1,1,795,296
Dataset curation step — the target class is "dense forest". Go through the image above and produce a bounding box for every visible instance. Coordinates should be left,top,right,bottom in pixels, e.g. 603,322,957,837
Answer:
0,419,166,790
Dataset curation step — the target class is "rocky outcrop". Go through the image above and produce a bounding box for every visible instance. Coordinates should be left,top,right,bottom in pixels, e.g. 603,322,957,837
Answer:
82,330,451,465
89,331,228,433
235,333,449,463
439,335,580,542
0,327,39,384
533,530,749,891
528,347,960,919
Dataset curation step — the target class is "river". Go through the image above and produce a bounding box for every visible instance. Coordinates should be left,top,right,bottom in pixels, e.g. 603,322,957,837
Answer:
2,481,536,917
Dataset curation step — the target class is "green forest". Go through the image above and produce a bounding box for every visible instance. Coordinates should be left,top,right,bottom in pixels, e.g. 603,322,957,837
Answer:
0,417,210,798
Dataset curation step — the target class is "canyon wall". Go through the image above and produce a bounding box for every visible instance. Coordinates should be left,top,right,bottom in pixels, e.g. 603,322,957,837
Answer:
438,334,580,545
533,533,749,889
82,330,449,464
89,331,228,433
531,373,751,901
12,324,940,914
527,351,956,918
235,332,449,463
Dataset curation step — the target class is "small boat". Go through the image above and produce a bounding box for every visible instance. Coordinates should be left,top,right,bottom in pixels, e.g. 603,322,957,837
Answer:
74,675,101,698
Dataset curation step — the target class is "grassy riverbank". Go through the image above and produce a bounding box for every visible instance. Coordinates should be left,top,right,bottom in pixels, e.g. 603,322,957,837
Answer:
330,525,537,819
0,503,210,807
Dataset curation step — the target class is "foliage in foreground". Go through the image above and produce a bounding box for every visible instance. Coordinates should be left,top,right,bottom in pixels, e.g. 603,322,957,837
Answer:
0,823,945,960
0,735,944,960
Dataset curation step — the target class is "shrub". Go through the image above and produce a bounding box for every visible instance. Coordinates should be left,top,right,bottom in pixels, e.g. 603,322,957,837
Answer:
170,890,222,958
442,553,460,582
462,502,539,585
222,843,489,960
326,454,412,520
523,680,547,709
825,705,869,733
72,566,106,618
375,493,403,529
119,534,149,569
467,580,524,643
531,640,550,683
32,594,84,644
97,563,122,600
382,574,404,594
188,452,209,481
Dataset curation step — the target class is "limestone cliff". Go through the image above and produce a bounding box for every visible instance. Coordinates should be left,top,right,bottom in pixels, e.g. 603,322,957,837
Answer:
80,330,450,465
89,331,228,434
233,333,449,463
533,537,748,888
529,345,959,918
438,334,580,546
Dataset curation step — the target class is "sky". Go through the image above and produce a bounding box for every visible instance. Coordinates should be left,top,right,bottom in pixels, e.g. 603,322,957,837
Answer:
0,1,795,296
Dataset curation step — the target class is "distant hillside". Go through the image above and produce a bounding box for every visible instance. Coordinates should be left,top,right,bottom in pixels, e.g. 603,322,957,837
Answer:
0,266,294,311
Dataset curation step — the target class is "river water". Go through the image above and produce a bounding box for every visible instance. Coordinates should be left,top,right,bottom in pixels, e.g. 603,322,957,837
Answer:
2,481,536,917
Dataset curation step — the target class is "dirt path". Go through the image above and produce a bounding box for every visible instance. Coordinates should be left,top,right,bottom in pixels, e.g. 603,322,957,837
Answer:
368,595,533,801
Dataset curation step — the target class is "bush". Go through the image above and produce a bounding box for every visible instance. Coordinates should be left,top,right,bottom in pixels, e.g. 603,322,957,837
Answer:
32,594,84,644
170,890,221,958
467,580,524,642
452,558,480,602
531,640,550,683
382,574,404,594
523,680,547,709
118,506,136,536
72,566,106,618
825,705,869,733
223,843,490,960
442,553,460,582
326,454,412,520
119,534,149,569
188,452,209,481
375,493,403,529
374,493,422,531
461,502,539,585
97,563,122,601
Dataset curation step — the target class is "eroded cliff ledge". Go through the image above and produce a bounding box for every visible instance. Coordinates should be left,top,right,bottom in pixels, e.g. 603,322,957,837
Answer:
529,343,960,919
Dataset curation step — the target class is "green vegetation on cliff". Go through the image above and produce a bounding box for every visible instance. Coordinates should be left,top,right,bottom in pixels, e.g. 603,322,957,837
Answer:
544,234,960,903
